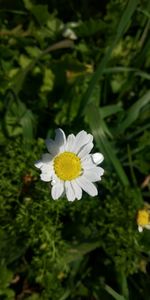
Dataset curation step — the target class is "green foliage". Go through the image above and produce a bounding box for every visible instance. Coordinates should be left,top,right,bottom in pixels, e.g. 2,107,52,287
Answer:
0,265,15,300
0,0,150,299
0,139,146,299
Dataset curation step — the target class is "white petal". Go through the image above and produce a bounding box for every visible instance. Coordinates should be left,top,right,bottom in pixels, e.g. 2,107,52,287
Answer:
81,156,95,169
40,173,51,182
51,173,60,185
40,164,53,174
138,226,143,232
51,179,56,186
34,160,43,169
84,167,104,182
45,139,58,156
51,180,64,200
76,176,98,197
65,134,76,151
92,153,104,165
42,153,53,163
71,180,82,200
78,142,93,159
55,128,66,151
72,131,93,153
65,181,75,201
35,153,53,169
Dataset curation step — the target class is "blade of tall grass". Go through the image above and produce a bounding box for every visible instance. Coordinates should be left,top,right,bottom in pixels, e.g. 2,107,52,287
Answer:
86,104,129,187
117,38,150,100
117,270,129,300
79,0,139,114
127,144,137,186
59,290,71,300
117,90,150,134
105,285,126,300
104,67,150,80
100,104,123,118
138,8,150,19
0,9,28,14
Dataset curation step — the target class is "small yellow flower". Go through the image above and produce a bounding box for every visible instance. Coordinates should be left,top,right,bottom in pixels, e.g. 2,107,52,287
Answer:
137,205,150,232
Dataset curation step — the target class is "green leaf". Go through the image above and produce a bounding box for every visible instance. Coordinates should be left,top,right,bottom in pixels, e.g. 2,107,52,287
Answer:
75,18,107,37
64,241,101,264
0,265,15,299
25,293,41,300
40,68,55,93
20,109,35,141
30,4,51,25
23,0,51,25
23,0,32,10
25,46,42,58
4,94,35,143
0,266,13,289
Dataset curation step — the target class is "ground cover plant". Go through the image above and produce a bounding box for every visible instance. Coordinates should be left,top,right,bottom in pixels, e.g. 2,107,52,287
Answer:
0,0,150,299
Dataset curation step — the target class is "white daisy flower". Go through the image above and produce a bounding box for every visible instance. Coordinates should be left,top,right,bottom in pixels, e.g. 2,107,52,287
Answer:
35,129,104,201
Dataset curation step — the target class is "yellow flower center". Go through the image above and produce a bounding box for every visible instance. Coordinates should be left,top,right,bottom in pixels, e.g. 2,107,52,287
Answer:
54,151,81,181
137,210,149,226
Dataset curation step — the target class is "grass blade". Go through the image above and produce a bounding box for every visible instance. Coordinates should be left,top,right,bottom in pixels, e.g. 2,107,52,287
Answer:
86,104,129,186
105,285,126,300
100,104,123,118
117,90,150,133
79,0,139,114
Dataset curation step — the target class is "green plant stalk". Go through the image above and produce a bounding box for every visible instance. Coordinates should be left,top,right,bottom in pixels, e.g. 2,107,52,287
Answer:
127,144,137,186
